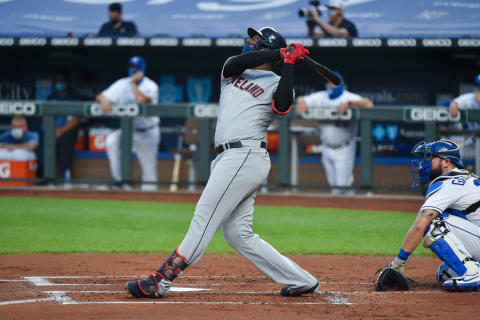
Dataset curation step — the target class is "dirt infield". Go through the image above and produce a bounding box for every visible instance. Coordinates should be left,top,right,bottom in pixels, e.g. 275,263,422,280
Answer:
2,188,477,319
0,254,478,320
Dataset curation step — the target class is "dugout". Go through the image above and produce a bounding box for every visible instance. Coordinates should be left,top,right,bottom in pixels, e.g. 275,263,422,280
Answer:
0,37,479,192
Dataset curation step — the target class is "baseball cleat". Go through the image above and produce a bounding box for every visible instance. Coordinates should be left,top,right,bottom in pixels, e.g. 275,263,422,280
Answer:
280,282,319,297
125,273,172,298
442,274,480,291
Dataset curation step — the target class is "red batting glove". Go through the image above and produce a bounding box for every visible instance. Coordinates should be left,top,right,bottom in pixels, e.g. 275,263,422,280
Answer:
280,43,310,64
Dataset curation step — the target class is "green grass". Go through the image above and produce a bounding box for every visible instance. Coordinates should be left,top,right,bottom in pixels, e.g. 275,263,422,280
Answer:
0,196,432,256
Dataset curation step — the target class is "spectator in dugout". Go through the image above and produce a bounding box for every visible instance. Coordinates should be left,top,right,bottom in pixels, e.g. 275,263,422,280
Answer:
0,116,39,152
306,0,358,38
47,71,81,180
98,2,138,37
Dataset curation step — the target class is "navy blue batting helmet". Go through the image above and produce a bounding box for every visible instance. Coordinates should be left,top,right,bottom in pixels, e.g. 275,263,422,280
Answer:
247,27,287,51
410,139,464,186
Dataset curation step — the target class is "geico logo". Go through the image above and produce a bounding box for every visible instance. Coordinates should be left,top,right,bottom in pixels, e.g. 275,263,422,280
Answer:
304,108,352,120
194,105,218,118
410,108,460,122
0,162,11,178
90,104,139,116
353,39,382,47
0,102,36,115
318,39,347,47
422,39,452,47
94,135,107,149
387,39,416,47
458,39,480,47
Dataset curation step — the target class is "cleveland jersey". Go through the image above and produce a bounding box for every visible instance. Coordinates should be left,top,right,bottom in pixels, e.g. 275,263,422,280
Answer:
421,169,480,226
215,59,282,146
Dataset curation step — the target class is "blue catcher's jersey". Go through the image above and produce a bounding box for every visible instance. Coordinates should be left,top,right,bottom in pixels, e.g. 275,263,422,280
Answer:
420,169,480,226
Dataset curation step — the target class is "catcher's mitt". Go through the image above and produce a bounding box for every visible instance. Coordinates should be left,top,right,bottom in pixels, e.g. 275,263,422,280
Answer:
374,266,414,291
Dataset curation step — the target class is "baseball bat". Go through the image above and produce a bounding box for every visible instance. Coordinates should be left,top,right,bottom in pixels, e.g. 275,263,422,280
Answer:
169,153,181,192
302,56,341,85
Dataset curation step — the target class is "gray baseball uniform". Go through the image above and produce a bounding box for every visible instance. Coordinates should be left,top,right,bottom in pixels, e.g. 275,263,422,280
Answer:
176,60,318,288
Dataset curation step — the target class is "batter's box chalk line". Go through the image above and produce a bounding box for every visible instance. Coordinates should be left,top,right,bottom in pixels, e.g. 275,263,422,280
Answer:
11,274,451,306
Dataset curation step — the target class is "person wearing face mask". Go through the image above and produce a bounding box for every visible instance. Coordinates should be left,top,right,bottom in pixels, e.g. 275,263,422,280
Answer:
0,116,39,152
296,72,373,195
47,71,81,182
98,2,138,37
307,0,358,38
449,74,480,129
96,56,159,191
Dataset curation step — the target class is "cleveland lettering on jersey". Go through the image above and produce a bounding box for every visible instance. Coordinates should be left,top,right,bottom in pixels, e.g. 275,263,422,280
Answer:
226,75,265,98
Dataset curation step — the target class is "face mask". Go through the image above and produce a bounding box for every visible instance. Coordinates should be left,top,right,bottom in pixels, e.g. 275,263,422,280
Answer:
55,82,67,92
110,18,120,25
128,68,140,77
242,41,256,54
11,128,23,140
326,84,344,99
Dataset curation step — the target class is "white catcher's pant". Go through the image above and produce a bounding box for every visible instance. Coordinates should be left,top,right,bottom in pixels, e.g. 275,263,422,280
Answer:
442,215,480,262
322,138,356,196
105,127,160,191
177,146,318,288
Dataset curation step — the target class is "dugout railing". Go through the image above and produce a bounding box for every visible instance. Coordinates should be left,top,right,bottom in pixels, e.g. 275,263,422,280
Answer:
1,101,479,191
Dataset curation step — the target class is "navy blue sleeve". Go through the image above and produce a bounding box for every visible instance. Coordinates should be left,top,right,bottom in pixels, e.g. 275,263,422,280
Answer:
272,64,294,115
223,50,281,78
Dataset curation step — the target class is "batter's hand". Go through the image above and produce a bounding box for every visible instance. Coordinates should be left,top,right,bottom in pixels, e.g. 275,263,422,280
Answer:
280,43,309,64
131,70,144,84
337,102,350,115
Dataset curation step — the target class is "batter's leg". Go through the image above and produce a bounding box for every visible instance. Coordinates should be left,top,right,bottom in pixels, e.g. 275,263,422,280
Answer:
105,129,122,182
133,127,160,191
221,193,318,289
178,148,270,265
126,148,271,298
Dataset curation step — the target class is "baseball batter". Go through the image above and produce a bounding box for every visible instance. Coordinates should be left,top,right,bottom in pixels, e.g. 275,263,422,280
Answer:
296,73,373,195
126,27,319,298
96,56,160,191
380,139,480,290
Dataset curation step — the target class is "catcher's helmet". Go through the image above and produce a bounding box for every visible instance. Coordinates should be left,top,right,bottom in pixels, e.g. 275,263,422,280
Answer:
247,27,287,50
410,139,464,186
128,56,146,72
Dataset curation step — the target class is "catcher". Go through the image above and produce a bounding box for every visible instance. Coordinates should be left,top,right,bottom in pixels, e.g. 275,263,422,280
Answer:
375,139,480,291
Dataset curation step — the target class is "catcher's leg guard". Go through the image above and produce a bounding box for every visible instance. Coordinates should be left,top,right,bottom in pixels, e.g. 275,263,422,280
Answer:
424,220,480,290
126,249,187,298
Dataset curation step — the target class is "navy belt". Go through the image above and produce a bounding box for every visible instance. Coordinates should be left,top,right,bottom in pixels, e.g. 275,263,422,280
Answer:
215,141,266,154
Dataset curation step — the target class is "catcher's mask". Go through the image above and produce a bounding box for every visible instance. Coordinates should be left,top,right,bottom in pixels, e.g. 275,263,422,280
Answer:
410,139,464,187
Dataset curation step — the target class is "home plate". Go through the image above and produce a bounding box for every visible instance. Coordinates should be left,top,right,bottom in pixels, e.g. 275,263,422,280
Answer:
171,287,209,292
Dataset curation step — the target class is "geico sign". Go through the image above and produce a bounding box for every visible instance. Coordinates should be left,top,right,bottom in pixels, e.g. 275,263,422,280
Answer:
303,107,353,120
408,108,460,122
193,104,218,118
89,104,139,116
0,162,11,178
0,102,37,115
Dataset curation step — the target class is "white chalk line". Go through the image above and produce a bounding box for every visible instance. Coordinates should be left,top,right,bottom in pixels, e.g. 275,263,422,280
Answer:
0,298,56,306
